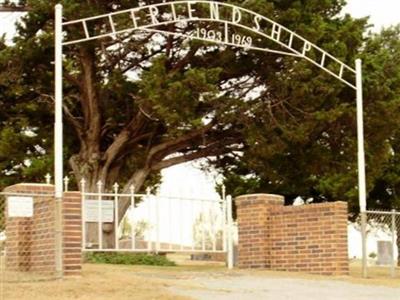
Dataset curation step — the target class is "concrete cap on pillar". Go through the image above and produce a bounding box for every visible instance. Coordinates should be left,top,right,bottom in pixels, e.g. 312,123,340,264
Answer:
235,194,285,207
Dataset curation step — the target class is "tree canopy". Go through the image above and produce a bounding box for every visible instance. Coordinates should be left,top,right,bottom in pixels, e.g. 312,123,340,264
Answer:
0,0,389,210
0,1,28,12
220,25,400,215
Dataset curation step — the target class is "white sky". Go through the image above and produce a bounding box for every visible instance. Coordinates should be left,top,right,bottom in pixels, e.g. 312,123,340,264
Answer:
343,0,400,31
1,1,400,199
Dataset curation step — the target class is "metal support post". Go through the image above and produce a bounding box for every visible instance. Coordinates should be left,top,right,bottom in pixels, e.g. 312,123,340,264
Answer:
356,59,368,278
155,194,160,253
97,181,103,250
54,3,64,278
222,185,227,253
114,183,119,250
361,211,368,278
391,210,396,278
227,195,234,269
81,179,86,250
356,59,366,213
130,185,136,250
55,3,64,199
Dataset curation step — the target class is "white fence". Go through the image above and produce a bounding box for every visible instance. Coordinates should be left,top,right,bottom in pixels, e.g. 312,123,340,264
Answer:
81,180,234,267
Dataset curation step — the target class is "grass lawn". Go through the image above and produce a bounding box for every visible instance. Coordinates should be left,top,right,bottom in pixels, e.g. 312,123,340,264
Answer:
348,261,400,288
2,264,192,300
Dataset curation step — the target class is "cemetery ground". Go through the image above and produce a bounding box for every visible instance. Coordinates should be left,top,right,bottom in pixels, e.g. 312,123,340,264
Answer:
2,256,399,300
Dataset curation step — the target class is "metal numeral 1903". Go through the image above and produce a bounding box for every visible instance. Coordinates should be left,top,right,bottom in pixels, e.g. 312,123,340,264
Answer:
196,28,253,47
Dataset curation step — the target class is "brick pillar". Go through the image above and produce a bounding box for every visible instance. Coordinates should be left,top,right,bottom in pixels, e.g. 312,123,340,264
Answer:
4,215,32,272
236,193,349,276
4,184,55,274
236,194,284,268
63,192,82,276
3,184,82,277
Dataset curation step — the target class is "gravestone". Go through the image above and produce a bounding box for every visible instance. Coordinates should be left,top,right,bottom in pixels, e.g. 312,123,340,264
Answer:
377,240,393,265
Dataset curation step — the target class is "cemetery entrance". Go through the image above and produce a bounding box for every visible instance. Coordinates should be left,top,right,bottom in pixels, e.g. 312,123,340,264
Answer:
55,0,367,277
0,0,369,281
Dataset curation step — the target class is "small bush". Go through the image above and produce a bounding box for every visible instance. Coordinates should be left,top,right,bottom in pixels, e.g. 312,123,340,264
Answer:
85,252,176,266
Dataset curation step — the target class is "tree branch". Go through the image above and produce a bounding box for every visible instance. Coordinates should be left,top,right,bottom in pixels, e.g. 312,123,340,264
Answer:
151,142,242,171
63,103,84,141
146,121,216,165
79,46,101,152
0,6,29,12
64,72,81,88
101,112,148,179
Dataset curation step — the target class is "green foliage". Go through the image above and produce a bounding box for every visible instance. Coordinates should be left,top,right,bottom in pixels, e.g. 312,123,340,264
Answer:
220,25,400,215
1,0,398,218
85,252,176,267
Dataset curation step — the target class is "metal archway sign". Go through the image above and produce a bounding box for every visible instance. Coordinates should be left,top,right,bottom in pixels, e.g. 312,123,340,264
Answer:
54,0,366,232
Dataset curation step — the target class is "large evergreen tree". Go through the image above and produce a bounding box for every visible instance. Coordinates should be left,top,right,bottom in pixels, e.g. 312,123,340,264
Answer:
0,0,366,195
4,0,390,249
220,25,400,216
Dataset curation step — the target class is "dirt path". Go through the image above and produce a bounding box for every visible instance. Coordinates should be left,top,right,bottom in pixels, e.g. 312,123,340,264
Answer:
3,264,400,300
167,275,400,300
131,261,400,300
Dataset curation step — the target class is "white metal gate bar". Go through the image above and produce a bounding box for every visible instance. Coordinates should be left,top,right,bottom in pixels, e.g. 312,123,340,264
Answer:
81,180,233,260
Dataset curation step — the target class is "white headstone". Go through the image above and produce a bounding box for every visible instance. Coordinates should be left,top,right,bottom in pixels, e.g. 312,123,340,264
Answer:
377,240,393,265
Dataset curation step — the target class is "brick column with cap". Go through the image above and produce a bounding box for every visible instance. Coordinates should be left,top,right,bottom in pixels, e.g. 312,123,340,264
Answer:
62,191,82,276
236,193,349,275
236,194,284,269
3,184,82,277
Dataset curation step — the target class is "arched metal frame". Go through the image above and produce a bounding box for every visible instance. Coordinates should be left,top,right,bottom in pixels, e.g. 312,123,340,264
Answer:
53,0,367,273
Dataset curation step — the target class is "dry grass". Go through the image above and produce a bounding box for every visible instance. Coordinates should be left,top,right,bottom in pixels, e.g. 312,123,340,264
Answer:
348,261,400,288
1,258,399,300
2,264,192,300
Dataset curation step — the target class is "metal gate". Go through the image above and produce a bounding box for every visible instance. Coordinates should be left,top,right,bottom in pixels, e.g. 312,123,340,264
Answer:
81,180,234,268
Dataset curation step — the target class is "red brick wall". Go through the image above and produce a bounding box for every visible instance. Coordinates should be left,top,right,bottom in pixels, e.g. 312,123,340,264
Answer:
236,194,349,276
5,216,33,272
63,192,82,276
236,194,284,269
4,184,55,274
4,184,82,277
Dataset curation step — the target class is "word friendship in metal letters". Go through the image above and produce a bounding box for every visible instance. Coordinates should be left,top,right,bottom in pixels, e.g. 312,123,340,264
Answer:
62,1,356,90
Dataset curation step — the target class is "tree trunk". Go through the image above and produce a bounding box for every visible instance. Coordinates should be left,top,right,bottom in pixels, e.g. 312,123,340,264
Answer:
77,163,150,250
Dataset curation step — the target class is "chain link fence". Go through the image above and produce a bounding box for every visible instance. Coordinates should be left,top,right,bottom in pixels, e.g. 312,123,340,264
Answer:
0,191,59,284
362,210,400,278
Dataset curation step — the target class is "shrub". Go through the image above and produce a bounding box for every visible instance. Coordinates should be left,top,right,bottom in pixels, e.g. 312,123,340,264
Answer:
85,252,176,266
